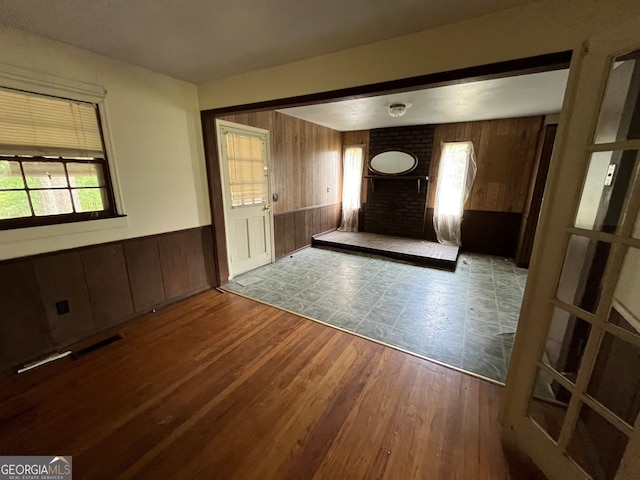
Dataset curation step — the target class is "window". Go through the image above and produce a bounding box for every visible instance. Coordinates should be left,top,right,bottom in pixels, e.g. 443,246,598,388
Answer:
223,130,268,207
0,87,116,229
433,141,477,245
338,146,364,232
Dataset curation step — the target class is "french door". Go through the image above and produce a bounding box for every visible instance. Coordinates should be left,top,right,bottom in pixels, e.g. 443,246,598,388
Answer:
502,17,640,480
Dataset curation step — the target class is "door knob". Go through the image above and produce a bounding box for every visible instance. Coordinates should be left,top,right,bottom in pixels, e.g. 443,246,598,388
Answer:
263,203,271,212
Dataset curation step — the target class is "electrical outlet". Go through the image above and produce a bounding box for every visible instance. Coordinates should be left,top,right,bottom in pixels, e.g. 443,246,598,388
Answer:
55,300,70,315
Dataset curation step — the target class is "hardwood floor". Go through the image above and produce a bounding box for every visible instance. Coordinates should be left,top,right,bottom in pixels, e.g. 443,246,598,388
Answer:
0,290,544,479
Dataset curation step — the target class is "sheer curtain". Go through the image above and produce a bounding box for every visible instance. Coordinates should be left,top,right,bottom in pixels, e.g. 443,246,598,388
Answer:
338,146,364,232
433,141,477,246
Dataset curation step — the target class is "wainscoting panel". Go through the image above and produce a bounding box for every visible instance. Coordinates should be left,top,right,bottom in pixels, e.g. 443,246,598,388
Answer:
0,226,215,371
274,203,341,258
284,213,296,256
274,215,286,259
33,252,96,345
425,209,522,257
158,232,192,300
294,210,313,251
187,226,215,291
0,260,51,369
313,208,323,237
82,244,135,329
124,238,166,313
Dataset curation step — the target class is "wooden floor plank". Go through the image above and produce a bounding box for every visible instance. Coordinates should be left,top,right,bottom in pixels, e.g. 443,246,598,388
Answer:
0,289,545,479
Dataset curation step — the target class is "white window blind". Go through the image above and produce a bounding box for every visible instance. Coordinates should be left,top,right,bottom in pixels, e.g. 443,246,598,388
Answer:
0,87,104,158
224,131,267,207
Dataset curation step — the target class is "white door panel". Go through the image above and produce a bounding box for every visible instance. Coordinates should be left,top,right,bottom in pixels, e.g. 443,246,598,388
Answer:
217,120,274,278
232,218,250,261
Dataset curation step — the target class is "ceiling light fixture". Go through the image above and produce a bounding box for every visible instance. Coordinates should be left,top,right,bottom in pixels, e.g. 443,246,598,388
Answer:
388,103,407,118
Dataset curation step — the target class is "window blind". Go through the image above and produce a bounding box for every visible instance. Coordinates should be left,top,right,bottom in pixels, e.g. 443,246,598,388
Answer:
225,131,267,207
0,87,104,158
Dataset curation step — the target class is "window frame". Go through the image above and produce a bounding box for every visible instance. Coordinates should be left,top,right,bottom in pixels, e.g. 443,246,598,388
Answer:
0,73,122,230
0,154,117,230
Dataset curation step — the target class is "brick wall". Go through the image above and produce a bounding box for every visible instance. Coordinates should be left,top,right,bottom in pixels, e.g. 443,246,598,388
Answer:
364,125,434,238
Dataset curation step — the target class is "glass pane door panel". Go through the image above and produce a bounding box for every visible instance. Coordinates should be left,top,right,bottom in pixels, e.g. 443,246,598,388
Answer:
528,368,571,442
608,306,640,336
611,246,640,336
542,307,592,383
586,331,640,426
574,150,638,233
225,132,267,207
556,235,611,313
594,48,640,144
567,404,629,480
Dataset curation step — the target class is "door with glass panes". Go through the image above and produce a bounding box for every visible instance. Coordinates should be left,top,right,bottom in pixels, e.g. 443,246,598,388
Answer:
502,17,640,480
217,120,274,278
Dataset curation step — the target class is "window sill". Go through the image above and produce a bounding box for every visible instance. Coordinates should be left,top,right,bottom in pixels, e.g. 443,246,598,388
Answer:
0,215,129,245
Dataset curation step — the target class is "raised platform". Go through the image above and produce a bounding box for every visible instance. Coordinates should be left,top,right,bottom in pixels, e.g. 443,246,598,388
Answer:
312,230,459,270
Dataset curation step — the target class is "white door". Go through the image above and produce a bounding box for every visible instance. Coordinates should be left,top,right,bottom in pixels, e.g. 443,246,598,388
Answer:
217,120,274,278
502,17,640,480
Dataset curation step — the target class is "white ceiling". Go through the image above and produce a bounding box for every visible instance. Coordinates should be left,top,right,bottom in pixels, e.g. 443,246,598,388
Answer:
0,0,538,83
278,69,569,131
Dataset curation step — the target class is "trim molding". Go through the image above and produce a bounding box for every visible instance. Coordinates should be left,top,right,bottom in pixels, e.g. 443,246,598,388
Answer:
0,62,106,103
274,202,341,216
202,51,572,116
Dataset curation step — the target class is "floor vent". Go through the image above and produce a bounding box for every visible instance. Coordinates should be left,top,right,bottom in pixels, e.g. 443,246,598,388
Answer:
72,334,123,359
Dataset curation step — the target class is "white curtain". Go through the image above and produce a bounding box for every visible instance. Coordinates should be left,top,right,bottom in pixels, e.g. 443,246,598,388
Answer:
338,146,364,232
433,141,477,246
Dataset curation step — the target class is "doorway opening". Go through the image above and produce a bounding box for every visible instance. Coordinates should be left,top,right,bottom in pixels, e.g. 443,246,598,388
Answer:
201,51,571,385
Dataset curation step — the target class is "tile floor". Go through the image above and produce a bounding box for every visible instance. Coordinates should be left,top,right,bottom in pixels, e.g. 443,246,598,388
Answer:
223,247,528,383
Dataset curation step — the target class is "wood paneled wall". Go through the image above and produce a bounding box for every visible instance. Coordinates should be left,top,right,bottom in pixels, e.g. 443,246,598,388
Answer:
0,226,215,370
422,116,544,256
219,111,343,257
428,116,543,212
219,111,342,215
274,204,341,259
515,123,558,266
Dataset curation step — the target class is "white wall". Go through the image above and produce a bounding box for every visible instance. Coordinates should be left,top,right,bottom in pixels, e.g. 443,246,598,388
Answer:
198,0,640,110
0,25,210,260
